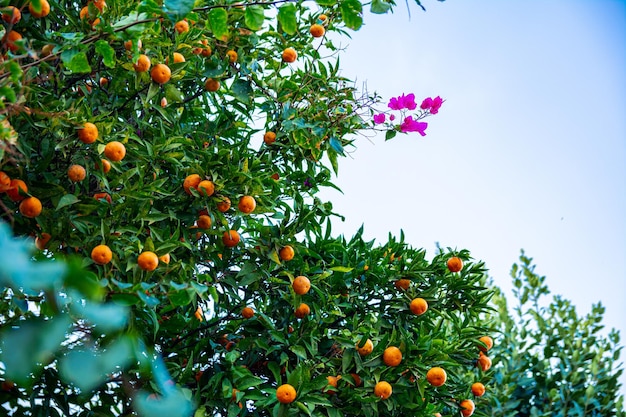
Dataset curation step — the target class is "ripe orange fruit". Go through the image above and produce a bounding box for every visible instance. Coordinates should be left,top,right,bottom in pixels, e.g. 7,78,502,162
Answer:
270,173,280,180
96,159,111,173
194,306,203,321
2,6,21,24
6,179,27,202
356,338,373,356
19,197,42,218
382,346,402,367
459,399,475,416
150,63,171,84
326,375,341,394
104,141,126,161
318,14,327,21
478,335,493,352
197,214,212,229
294,303,310,318
68,164,87,182
29,0,50,18
309,24,325,38
93,192,112,203
5,30,22,52
196,180,214,197
374,381,392,400
447,256,463,272
91,244,113,265
133,54,151,72
216,196,231,212
222,230,240,247
35,233,52,250
279,245,295,261
159,253,171,264
426,367,447,387
477,352,492,372
183,174,202,194
124,39,141,51
410,298,428,315
78,122,98,144
471,382,485,397
172,52,185,63
241,306,254,318
394,278,410,290
205,78,220,92
226,49,238,63
138,251,159,271
238,195,256,214
0,171,11,192
281,47,297,63
292,275,310,295
174,19,189,34
263,131,276,145
349,373,362,387
276,383,296,404
92,0,106,12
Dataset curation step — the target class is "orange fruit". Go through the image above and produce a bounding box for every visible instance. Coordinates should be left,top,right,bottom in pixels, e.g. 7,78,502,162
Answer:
270,173,280,180
92,0,106,12
197,214,212,229
281,47,297,63
93,192,112,203
124,39,141,51
174,20,189,34
5,30,22,52
459,399,475,416
471,382,485,397
194,306,203,321
216,196,231,212
373,381,392,400
205,78,220,91
138,251,159,271
222,230,240,247
382,346,402,367
478,335,493,352
394,278,410,290
78,122,98,144
238,195,256,214
292,275,310,295
276,384,296,404
183,174,202,194
356,338,373,356
0,171,11,192
349,373,362,387
426,367,447,387
309,24,325,38
160,97,168,108
104,141,126,161
19,197,42,218
447,256,463,272
279,245,295,261
91,244,113,265
226,50,238,63
241,306,254,318
35,233,52,250
172,52,185,63
68,164,87,182
410,298,428,315
263,131,276,145
477,352,492,372
2,6,21,24
159,253,171,264
96,159,111,173
133,54,151,72
197,180,215,197
318,14,327,21
294,302,310,318
150,63,171,84
28,0,50,18
326,375,341,394
6,179,27,202
99,77,108,87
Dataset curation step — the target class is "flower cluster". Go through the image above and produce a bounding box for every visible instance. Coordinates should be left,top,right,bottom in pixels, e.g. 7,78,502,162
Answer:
373,93,444,137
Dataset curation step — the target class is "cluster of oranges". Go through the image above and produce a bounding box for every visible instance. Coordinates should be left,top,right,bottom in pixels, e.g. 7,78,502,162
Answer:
0,171,42,219
1,1,50,53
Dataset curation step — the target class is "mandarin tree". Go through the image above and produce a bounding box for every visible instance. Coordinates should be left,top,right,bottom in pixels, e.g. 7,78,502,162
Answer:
0,0,497,416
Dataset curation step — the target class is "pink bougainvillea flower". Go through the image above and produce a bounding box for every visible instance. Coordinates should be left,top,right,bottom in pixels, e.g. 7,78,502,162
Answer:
388,93,417,111
389,114,395,121
373,113,386,124
400,116,428,136
420,97,433,110
430,96,444,114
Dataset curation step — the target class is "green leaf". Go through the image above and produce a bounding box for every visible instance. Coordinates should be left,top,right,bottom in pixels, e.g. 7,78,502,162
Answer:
245,6,265,31
61,50,92,74
168,290,191,307
209,8,229,41
231,79,253,104
330,266,353,273
29,0,43,13
56,194,80,210
385,129,397,141
163,0,195,19
75,301,129,332
277,4,297,35
329,137,345,155
370,0,391,14
165,84,185,102
95,40,116,68
315,0,337,6
340,0,363,30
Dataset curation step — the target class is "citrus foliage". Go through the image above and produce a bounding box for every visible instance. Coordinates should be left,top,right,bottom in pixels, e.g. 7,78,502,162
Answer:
487,252,625,416
0,0,498,416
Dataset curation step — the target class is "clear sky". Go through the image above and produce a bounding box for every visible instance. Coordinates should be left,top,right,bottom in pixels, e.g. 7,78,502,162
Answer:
319,0,626,393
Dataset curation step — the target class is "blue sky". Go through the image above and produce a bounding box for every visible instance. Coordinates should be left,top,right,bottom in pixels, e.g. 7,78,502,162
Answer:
319,0,626,393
